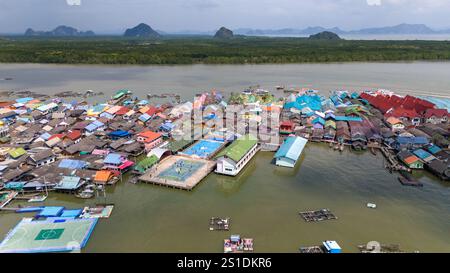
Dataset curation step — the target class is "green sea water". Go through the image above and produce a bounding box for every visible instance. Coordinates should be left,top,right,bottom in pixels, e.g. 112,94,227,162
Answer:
1,144,449,253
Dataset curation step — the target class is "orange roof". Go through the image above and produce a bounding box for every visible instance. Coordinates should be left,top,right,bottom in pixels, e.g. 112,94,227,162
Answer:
94,170,113,183
404,155,420,164
139,106,150,114
137,130,161,142
386,117,402,125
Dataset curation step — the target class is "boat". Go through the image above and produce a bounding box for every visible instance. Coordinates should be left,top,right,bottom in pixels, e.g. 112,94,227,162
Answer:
28,195,47,203
76,188,95,199
398,171,423,187
366,203,377,209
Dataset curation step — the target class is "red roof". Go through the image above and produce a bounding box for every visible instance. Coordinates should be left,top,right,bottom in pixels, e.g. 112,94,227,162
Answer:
137,130,162,143
385,106,420,119
280,121,294,127
115,107,130,115
145,106,159,116
367,94,435,116
65,130,82,141
49,134,64,140
424,108,448,118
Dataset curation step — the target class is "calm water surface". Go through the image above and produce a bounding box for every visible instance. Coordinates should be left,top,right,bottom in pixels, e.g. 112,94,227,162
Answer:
0,63,449,252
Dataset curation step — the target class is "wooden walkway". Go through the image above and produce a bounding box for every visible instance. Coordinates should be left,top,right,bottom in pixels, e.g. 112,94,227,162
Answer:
138,155,216,191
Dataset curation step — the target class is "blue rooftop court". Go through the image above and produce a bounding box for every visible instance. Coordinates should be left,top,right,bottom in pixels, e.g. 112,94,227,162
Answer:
180,139,224,159
0,218,98,253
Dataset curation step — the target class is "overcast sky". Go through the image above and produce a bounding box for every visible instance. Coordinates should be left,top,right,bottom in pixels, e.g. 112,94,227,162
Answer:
1,0,450,34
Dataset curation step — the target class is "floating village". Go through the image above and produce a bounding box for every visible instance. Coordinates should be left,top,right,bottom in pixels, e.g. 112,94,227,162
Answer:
0,86,448,253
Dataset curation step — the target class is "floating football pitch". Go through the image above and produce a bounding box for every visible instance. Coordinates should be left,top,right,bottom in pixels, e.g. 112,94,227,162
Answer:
0,218,98,253
157,159,205,182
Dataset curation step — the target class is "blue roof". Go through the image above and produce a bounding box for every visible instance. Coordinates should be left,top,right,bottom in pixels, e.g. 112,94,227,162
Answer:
104,153,122,165
139,113,152,122
60,209,83,218
284,101,303,110
37,206,65,218
58,159,87,169
274,136,308,161
85,123,98,132
312,117,326,125
15,97,34,104
55,176,81,190
427,144,442,155
397,136,429,145
100,112,114,119
39,132,52,140
335,116,363,122
413,149,433,160
92,120,104,127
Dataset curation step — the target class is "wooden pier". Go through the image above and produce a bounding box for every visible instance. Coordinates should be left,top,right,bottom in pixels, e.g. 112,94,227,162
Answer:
380,147,410,172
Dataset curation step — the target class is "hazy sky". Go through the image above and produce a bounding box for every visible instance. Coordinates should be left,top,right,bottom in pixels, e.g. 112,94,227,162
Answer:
1,0,450,33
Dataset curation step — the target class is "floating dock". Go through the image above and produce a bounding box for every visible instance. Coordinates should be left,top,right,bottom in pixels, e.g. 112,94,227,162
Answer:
209,217,230,231
138,155,216,190
299,209,337,222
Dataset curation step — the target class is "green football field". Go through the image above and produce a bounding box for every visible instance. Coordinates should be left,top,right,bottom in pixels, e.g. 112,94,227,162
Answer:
0,218,98,253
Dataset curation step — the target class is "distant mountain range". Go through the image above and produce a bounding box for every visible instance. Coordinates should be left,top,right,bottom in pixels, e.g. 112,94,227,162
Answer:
25,25,95,37
233,24,450,36
21,23,450,37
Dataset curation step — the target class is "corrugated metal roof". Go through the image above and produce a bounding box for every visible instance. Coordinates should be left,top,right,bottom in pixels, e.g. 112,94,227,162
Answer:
274,136,308,161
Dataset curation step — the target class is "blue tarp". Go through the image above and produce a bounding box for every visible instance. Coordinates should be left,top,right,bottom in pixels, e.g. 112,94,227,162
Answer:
108,130,131,138
58,159,87,169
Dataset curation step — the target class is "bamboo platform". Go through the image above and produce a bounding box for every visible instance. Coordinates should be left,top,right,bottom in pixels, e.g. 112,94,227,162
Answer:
299,209,337,222
299,246,325,253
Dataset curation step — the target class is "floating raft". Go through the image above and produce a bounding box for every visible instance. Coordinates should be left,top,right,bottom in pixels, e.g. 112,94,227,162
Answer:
80,205,114,219
209,217,230,231
299,209,337,222
299,246,325,253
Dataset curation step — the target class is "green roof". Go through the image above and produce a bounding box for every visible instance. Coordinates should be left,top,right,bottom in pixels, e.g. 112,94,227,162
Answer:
113,89,130,99
215,135,258,163
8,147,27,159
134,155,158,173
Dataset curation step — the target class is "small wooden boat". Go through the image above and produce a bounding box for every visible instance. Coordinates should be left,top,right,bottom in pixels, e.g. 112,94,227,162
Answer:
398,171,423,187
28,195,47,203
76,188,95,199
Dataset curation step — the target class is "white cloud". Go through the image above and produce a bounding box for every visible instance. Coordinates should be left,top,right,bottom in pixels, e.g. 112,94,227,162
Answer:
367,0,381,6
66,0,81,6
